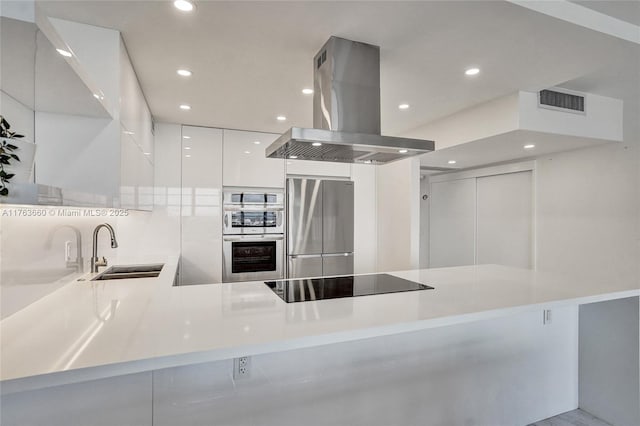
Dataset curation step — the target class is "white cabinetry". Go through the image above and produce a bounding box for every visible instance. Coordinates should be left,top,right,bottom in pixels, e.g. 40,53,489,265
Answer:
222,130,283,188
118,39,154,210
180,126,223,285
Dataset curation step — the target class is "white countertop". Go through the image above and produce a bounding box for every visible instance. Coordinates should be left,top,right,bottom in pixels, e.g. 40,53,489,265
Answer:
1,261,638,394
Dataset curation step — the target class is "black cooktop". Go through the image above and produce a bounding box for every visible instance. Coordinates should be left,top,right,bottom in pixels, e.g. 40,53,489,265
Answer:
264,273,434,303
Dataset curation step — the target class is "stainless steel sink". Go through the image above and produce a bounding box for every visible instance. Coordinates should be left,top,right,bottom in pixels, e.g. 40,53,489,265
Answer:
92,264,164,281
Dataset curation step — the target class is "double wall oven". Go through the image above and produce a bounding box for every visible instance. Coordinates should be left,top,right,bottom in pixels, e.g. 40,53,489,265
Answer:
222,187,284,282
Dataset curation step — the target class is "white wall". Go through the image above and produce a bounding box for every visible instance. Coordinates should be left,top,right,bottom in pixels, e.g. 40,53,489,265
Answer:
352,164,377,274
376,157,420,272
535,140,639,286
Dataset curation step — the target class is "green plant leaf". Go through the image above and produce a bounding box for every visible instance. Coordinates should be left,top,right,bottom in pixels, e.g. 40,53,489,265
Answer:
10,154,20,161
0,158,10,165
1,117,10,129
0,188,8,196
4,173,14,179
12,134,24,138
5,144,18,150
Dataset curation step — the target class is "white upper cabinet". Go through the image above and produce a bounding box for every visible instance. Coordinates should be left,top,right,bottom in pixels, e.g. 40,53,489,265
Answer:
118,38,154,210
222,130,284,188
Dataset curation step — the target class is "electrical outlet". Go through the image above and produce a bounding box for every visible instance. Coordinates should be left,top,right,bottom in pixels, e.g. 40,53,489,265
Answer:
233,356,251,379
543,309,552,325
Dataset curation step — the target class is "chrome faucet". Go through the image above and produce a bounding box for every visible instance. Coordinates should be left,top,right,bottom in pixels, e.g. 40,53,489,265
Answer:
91,223,118,273
45,225,84,272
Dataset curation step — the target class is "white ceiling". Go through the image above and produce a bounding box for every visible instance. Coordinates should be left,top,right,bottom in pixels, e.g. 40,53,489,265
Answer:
35,0,638,137
573,0,640,26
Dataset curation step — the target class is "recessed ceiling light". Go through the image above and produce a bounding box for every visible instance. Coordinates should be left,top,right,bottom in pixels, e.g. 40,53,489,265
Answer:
276,115,287,121
448,160,457,164
524,144,536,149
312,142,322,146
290,155,298,159
302,88,314,95
183,135,191,139
184,146,191,150
185,154,192,158
173,0,194,12
398,149,408,154
398,104,410,110
465,67,480,76
56,48,72,57
179,104,191,110
144,152,151,155
177,69,192,77
253,141,261,145
244,151,251,154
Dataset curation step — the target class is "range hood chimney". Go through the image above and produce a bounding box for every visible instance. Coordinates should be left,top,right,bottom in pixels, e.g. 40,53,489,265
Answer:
266,36,434,164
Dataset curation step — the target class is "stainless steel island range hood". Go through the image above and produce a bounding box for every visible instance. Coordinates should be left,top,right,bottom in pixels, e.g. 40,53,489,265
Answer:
266,37,434,164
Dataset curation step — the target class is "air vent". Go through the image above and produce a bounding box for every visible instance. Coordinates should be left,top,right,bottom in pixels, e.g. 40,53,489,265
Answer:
317,50,327,69
539,89,585,113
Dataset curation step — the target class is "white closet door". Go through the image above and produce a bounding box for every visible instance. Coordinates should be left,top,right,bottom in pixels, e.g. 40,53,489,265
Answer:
429,178,476,267
476,171,533,268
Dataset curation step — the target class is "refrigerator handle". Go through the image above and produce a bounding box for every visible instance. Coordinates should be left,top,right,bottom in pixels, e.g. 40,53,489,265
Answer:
289,254,323,259
322,253,354,258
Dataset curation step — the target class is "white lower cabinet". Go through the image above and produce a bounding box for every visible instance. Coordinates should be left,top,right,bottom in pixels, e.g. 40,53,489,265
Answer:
222,129,284,188
180,125,223,285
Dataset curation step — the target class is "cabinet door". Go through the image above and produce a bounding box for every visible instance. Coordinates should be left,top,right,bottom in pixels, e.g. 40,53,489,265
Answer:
429,178,476,267
222,130,284,188
180,126,223,285
476,171,532,268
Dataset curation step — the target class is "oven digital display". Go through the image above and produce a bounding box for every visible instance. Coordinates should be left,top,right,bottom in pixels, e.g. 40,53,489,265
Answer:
231,241,277,273
231,211,277,228
230,193,278,203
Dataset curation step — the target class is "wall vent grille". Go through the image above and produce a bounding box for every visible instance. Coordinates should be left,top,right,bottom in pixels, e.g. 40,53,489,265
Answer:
539,89,585,113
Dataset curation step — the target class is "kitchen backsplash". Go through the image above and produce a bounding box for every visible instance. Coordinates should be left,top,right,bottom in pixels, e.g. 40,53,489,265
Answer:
0,204,178,319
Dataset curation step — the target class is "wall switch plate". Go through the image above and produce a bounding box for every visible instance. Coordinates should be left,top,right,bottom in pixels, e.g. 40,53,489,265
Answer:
233,356,251,380
543,309,552,325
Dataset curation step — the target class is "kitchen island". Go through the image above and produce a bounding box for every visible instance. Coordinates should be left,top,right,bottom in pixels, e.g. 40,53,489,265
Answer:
1,262,638,425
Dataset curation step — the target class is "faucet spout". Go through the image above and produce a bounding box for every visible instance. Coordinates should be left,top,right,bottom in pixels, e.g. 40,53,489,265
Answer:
91,223,118,273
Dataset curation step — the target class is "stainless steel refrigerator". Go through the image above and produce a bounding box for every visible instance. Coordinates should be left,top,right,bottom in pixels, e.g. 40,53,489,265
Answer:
286,178,354,278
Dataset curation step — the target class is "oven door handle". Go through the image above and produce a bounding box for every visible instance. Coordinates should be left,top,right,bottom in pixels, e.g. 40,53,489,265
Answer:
223,235,284,242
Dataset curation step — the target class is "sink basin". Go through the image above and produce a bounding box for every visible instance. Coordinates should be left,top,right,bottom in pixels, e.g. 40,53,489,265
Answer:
92,264,164,281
